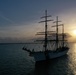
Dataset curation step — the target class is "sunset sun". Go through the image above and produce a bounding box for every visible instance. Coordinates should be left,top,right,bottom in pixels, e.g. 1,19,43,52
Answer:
73,30,76,35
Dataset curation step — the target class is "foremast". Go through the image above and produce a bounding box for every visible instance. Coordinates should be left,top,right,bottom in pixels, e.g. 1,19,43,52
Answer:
39,10,53,51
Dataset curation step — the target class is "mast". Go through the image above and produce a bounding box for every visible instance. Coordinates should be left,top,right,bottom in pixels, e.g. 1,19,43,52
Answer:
56,16,58,49
45,10,47,51
62,24,64,47
57,24,64,47
39,10,53,51
52,16,61,49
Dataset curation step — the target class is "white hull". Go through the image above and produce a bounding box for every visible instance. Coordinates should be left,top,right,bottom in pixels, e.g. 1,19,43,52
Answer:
31,50,68,62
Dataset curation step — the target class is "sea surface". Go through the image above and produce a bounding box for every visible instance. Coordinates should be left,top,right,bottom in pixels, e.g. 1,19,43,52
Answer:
0,43,76,75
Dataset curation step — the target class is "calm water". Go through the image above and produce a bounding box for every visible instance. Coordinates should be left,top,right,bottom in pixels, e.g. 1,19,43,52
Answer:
0,43,76,75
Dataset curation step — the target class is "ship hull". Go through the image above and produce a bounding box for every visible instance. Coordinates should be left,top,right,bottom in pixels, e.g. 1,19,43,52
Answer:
31,49,68,62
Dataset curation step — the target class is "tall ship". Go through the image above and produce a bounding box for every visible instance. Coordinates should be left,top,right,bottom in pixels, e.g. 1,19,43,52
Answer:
22,10,69,62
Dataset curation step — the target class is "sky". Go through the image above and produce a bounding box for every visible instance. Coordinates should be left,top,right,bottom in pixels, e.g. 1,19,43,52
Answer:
0,0,76,43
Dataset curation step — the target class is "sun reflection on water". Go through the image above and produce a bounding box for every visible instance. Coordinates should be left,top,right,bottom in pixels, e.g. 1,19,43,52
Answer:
68,43,76,75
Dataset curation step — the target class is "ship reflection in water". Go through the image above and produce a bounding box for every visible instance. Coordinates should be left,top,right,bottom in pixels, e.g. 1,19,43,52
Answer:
28,43,76,75
35,55,69,75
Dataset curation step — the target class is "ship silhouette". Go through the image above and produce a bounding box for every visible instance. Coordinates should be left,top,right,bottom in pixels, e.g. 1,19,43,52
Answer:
22,10,69,62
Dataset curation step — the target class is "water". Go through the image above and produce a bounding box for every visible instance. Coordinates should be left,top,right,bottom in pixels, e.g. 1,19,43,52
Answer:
0,43,76,75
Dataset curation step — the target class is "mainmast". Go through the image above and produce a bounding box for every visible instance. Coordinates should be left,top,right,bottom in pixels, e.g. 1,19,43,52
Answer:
39,10,53,51
56,16,59,49
52,16,61,49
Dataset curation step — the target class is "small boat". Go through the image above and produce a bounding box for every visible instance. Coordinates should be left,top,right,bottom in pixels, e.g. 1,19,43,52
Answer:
22,10,69,62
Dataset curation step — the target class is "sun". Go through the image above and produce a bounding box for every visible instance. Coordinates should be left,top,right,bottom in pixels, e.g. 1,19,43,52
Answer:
73,30,76,36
